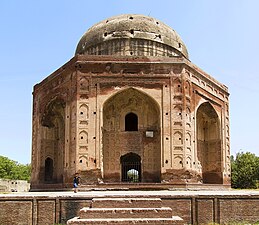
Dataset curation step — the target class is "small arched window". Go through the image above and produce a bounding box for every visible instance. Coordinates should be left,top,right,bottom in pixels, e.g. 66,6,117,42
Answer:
125,112,138,131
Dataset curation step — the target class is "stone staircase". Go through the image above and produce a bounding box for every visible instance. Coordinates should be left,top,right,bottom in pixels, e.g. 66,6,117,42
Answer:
67,197,184,225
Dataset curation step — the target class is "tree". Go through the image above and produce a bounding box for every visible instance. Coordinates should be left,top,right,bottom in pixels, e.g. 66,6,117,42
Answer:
231,152,259,189
0,156,31,181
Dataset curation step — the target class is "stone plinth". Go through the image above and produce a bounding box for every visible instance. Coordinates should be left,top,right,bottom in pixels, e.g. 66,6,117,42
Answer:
67,198,183,225
79,207,173,219
67,217,184,225
91,197,162,208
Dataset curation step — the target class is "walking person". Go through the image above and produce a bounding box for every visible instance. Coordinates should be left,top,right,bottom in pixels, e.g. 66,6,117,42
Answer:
73,173,80,193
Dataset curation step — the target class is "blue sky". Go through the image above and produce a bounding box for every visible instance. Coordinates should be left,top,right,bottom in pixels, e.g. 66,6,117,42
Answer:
1,1,259,164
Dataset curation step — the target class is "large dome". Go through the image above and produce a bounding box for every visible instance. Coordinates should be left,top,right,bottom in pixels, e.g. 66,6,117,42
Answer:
75,14,189,59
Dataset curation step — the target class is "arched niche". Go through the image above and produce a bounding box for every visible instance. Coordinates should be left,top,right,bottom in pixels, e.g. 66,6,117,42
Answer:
186,107,191,123
173,78,182,93
79,104,89,120
79,77,89,91
185,80,191,96
40,98,65,184
196,102,222,184
186,157,192,169
173,105,182,120
44,157,53,182
173,131,183,145
79,155,88,171
102,88,161,182
173,156,183,169
186,133,191,146
79,130,88,143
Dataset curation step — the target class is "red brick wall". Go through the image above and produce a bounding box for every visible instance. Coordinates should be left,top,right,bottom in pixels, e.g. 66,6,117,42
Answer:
0,193,258,225
37,200,56,225
163,199,192,223
0,200,32,225
196,199,214,224
219,198,259,224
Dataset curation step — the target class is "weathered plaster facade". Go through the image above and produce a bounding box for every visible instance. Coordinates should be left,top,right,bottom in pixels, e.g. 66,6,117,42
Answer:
0,179,30,192
31,14,230,190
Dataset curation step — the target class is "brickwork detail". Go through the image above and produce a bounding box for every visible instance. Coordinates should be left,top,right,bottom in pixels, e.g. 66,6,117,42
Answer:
0,193,259,224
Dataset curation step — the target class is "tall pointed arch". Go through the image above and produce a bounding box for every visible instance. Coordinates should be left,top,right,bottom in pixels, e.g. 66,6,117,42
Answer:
196,102,222,184
40,98,65,184
102,88,161,182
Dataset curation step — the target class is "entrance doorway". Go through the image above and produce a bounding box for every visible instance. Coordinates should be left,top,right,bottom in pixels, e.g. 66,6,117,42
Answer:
121,153,141,182
44,157,53,182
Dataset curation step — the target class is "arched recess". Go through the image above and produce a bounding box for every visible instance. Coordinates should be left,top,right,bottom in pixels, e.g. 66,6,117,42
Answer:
173,156,183,169
79,104,89,120
174,78,182,93
103,88,160,182
40,98,65,184
185,81,191,96
196,102,222,184
186,156,192,169
173,131,183,145
120,153,141,182
186,107,191,123
79,155,88,171
186,133,191,146
79,130,88,143
174,105,182,120
44,157,53,182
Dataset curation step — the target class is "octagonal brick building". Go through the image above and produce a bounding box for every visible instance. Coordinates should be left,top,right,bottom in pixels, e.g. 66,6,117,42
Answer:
30,14,230,190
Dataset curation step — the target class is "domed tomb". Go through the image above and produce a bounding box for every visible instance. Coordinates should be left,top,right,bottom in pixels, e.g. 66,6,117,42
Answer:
75,14,188,58
31,14,230,191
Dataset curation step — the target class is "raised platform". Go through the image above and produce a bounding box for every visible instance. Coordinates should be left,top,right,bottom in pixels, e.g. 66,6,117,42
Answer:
30,182,231,192
0,190,258,224
67,197,184,224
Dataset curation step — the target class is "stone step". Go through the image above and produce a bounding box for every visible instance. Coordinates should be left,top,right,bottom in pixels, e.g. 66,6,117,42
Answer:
91,197,162,208
79,207,173,219
67,217,184,225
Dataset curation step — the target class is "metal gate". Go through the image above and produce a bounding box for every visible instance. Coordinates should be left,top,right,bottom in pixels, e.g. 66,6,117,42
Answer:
121,161,141,182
